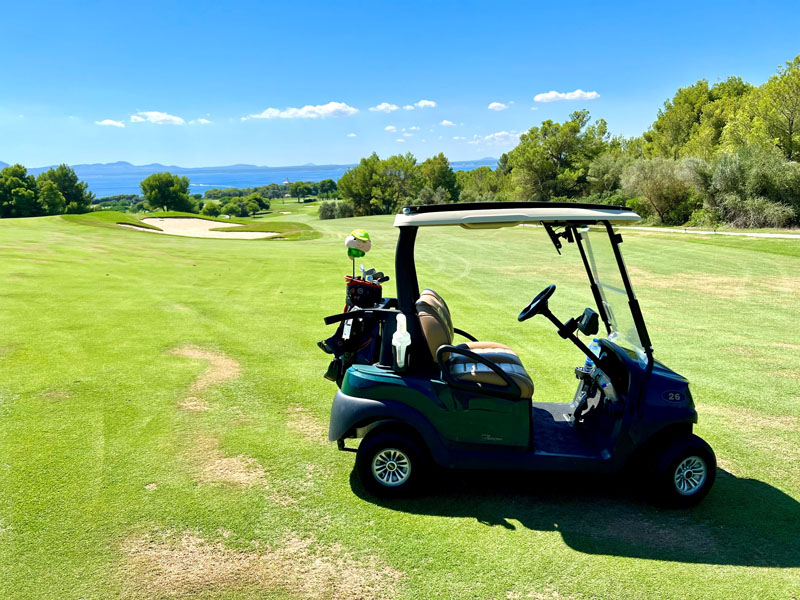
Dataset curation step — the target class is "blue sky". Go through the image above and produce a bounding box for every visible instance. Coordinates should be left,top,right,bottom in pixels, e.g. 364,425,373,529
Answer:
2,0,799,167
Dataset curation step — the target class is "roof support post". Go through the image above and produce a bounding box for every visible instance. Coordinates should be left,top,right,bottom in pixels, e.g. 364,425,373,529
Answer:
603,222,654,363
394,226,433,370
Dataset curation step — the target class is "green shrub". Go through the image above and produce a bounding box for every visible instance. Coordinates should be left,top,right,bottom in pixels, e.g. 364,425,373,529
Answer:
720,194,796,228
336,201,355,218
319,200,355,220
221,199,251,217
201,202,220,217
686,207,722,227
318,201,336,220
625,196,655,221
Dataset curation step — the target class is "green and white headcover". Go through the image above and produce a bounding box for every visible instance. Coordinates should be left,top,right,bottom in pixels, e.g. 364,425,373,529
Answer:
345,230,371,259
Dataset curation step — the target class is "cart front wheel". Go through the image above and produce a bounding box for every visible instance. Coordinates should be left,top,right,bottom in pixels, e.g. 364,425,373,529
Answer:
651,434,716,507
356,431,427,497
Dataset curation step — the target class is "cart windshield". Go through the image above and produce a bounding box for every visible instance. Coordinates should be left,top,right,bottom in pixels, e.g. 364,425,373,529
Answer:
580,228,646,360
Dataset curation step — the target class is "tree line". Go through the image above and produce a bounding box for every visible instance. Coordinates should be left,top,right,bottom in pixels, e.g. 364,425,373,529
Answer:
0,164,94,218
335,54,800,228
0,161,342,219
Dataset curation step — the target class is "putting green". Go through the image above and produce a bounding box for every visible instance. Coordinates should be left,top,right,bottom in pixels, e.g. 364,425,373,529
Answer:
0,212,798,599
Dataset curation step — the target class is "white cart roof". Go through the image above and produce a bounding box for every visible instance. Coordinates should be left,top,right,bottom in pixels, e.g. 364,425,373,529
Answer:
394,202,640,228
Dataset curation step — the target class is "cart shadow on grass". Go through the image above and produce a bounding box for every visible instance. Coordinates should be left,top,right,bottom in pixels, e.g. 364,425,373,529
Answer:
350,468,800,567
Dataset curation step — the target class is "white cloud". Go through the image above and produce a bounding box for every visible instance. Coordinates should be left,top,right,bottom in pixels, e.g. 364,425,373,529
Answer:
409,125,420,131
533,89,599,102
131,111,186,125
369,102,399,113
468,131,521,146
488,102,508,111
403,99,437,110
384,125,397,132
402,132,412,137
244,101,358,120
194,117,212,124
347,133,357,137
440,119,455,126
95,119,125,128
453,136,466,140
396,138,406,143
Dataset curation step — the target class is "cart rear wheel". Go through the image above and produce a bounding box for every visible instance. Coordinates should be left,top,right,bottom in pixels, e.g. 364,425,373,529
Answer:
650,434,716,507
356,431,426,497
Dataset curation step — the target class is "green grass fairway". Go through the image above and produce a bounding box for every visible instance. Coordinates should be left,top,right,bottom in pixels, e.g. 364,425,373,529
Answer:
1,211,799,599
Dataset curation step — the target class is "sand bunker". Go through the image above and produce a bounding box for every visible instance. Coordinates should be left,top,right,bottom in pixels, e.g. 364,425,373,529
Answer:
120,218,278,239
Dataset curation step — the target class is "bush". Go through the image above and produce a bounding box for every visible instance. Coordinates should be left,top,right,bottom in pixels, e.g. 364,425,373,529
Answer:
221,199,251,217
319,200,355,220
702,146,800,227
720,194,796,228
686,207,722,227
201,202,220,217
625,196,655,221
336,201,355,218
318,201,336,220
246,200,261,216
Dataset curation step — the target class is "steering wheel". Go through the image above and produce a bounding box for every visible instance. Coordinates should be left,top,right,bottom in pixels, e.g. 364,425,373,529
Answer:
518,284,556,322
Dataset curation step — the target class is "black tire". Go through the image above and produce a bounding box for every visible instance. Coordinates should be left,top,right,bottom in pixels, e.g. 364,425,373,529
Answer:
356,431,427,498
649,434,716,508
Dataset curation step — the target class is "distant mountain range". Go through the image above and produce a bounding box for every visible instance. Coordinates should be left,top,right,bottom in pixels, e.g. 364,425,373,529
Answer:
1,158,499,177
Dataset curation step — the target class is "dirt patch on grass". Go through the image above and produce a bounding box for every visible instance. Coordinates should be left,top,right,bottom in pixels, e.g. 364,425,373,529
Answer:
177,396,210,412
122,530,403,599
170,346,241,393
42,389,70,401
507,588,577,600
144,483,158,491
193,437,265,488
286,406,328,442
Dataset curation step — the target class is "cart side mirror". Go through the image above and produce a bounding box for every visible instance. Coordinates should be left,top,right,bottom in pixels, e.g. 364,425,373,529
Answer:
577,308,599,336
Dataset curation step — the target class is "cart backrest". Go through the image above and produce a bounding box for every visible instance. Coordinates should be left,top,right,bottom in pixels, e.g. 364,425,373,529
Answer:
416,289,454,361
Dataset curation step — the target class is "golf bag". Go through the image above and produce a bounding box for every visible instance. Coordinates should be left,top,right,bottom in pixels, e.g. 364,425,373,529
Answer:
319,276,384,383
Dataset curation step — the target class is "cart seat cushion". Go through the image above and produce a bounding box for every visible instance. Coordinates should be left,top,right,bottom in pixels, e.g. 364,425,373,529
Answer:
419,289,454,337
448,349,534,399
416,290,522,363
416,291,454,359
462,341,520,360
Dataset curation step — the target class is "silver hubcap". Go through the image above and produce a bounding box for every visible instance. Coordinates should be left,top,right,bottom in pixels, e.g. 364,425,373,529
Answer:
372,448,411,487
674,455,707,495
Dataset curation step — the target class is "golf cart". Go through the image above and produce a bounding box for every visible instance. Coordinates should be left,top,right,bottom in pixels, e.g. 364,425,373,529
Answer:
320,202,716,507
